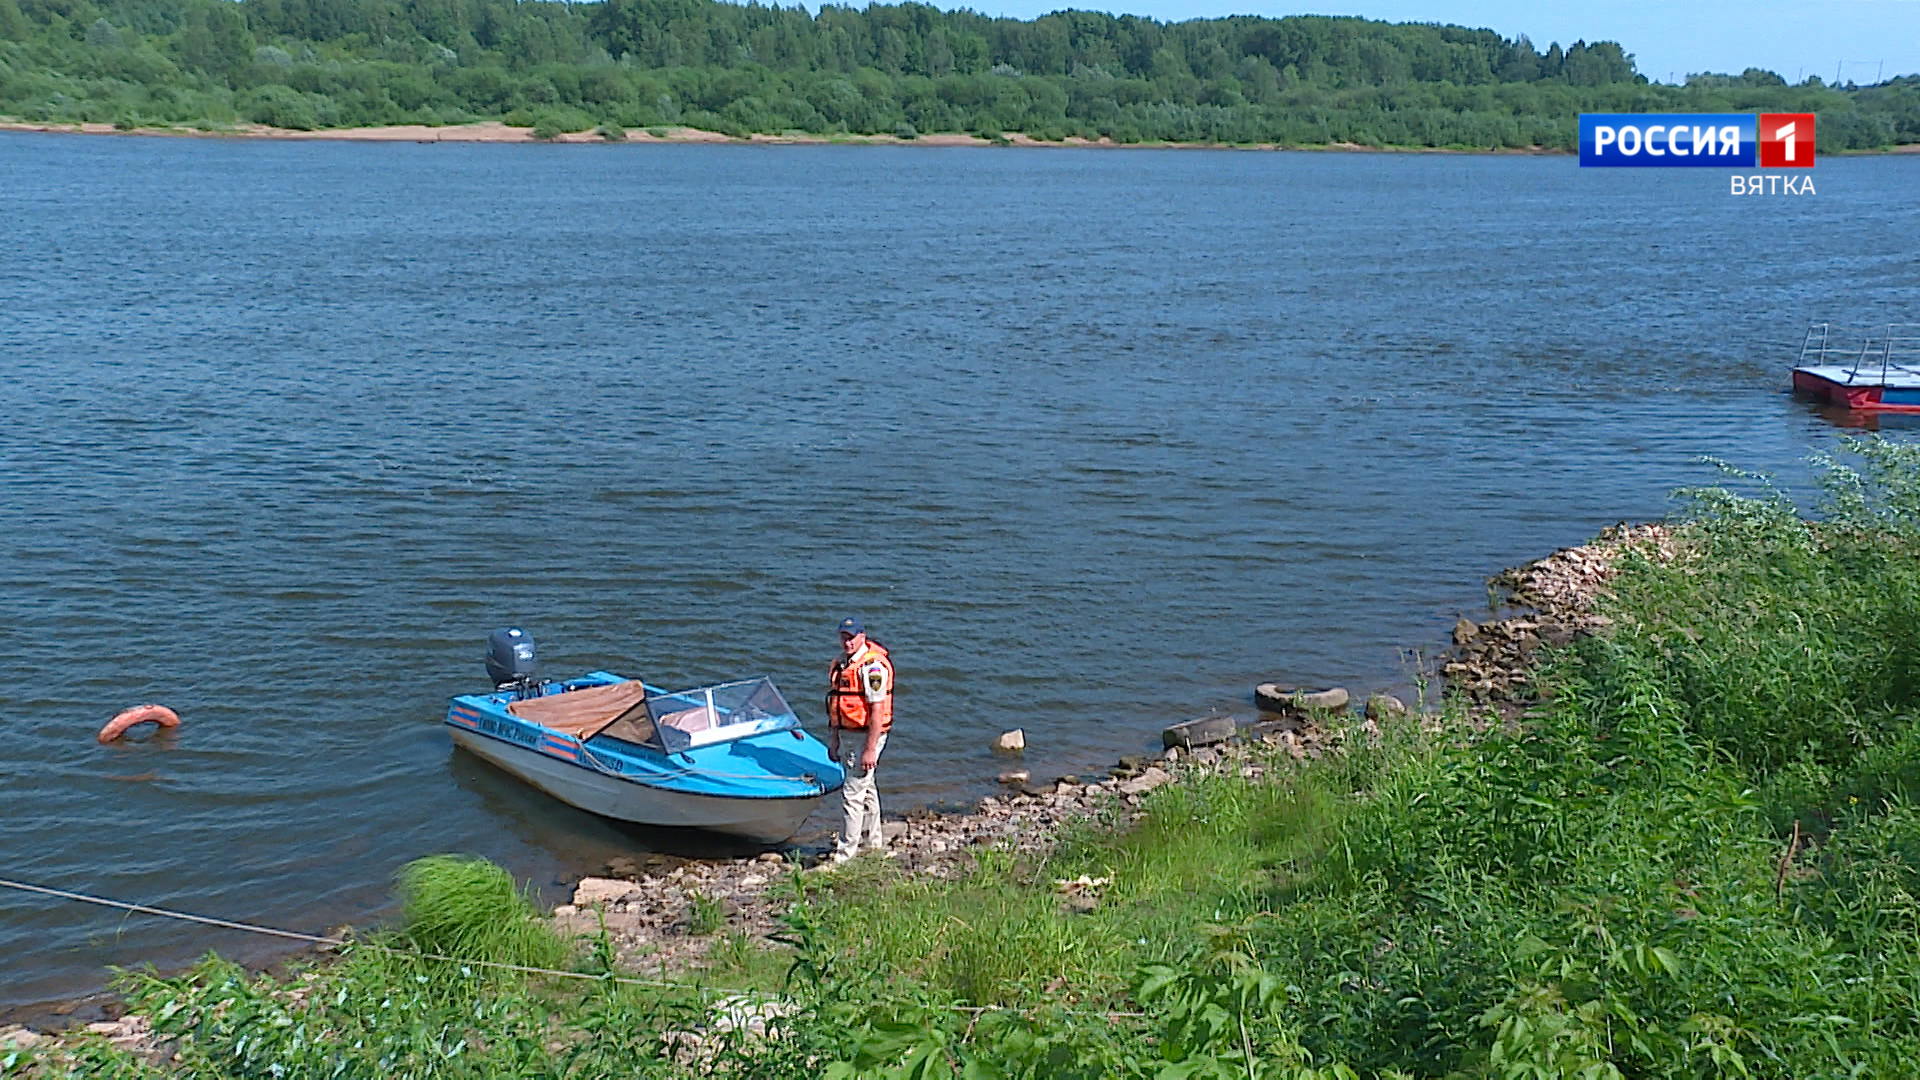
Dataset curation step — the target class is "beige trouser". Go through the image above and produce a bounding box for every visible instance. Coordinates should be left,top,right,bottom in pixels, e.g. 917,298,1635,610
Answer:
834,731,888,859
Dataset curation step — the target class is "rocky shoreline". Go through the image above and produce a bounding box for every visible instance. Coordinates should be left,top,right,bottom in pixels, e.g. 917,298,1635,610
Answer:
559,741,1246,973
1,524,1672,1061
1443,522,1675,704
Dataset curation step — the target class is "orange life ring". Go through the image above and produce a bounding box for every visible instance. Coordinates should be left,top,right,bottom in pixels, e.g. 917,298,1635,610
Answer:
97,704,180,744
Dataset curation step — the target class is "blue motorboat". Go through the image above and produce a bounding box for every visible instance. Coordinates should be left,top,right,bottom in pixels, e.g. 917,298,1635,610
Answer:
445,631,842,843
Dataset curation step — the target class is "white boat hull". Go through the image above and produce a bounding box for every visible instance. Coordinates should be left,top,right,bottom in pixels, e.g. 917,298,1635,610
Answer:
451,728,825,844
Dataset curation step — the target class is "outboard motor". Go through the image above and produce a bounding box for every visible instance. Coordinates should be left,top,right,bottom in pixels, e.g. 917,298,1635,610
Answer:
485,627,539,693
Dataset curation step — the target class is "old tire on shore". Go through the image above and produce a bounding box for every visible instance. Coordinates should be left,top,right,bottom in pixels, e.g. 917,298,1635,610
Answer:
1255,683,1349,713
1293,687,1349,711
1254,682,1297,712
1365,694,1409,721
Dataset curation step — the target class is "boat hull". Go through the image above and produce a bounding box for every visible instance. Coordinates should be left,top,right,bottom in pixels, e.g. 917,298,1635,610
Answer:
1793,366,1920,414
451,727,825,844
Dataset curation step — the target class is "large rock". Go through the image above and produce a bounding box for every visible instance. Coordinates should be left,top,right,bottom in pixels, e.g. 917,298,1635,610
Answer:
1162,714,1236,749
1453,618,1480,645
573,877,642,908
1117,766,1173,796
992,729,1025,753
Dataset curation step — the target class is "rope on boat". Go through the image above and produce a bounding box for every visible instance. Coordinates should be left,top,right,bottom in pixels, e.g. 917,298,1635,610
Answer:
0,875,1143,1018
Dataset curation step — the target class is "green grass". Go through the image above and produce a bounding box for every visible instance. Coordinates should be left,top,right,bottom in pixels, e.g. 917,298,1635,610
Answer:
687,891,727,936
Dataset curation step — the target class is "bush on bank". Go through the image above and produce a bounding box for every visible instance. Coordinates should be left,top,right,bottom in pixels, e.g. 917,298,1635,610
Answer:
15,438,1920,1078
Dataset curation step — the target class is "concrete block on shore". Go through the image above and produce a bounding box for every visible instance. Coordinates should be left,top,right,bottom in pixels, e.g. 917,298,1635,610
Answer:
1162,715,1236,749
992,729,1025,753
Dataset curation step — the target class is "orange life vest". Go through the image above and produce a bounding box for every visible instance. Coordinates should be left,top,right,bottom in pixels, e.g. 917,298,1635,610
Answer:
827,640,893,732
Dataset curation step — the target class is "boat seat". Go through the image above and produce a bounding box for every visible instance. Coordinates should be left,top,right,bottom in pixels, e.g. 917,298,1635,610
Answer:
657,706,715,734
507,680,649,739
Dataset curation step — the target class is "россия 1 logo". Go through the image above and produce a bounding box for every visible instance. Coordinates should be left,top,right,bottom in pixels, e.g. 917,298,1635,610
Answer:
1579,112,1816,194
1580,113,1815,168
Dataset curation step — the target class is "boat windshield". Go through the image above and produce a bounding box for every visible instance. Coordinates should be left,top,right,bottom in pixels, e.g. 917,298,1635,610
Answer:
636,678,801,752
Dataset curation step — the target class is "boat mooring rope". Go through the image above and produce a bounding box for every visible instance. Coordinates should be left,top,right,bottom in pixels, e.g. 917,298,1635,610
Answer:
0,876,340,945
0,875,1143,1018
0,874,722,991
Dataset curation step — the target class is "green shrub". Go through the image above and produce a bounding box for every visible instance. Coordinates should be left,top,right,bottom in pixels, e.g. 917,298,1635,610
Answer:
595,121,625,141
236,85,330,130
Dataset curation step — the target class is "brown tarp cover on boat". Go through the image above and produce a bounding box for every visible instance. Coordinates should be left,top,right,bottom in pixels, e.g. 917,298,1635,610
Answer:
506,680,650,741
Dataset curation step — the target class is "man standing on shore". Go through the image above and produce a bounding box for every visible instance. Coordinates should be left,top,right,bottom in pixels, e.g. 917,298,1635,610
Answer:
826,616,893,864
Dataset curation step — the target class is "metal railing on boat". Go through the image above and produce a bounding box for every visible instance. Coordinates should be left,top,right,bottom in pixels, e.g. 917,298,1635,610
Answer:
1799,322,1920,385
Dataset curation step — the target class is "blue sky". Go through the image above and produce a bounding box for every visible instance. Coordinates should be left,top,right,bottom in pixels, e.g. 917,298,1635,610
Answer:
967,0,1920,84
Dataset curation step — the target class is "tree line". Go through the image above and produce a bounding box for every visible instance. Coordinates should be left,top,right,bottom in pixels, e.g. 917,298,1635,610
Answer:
1,0,1916,148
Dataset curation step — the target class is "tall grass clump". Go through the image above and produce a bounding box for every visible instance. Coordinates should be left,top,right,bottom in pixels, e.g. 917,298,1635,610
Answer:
395,854,568,970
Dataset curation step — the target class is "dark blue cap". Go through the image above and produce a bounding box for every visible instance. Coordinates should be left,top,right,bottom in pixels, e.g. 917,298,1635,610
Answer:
838,617,864,637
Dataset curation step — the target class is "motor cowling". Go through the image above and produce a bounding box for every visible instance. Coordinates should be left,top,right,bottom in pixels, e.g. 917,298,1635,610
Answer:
485,627,538,689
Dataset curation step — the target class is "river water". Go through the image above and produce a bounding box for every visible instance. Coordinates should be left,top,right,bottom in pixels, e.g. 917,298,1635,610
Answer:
2,133,1914,1007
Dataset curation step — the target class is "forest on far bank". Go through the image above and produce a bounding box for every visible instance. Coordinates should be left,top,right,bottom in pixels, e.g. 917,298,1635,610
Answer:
2,0,1917,146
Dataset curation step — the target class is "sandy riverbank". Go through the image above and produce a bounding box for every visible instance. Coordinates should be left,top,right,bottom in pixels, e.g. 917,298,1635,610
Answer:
0,118,1567,152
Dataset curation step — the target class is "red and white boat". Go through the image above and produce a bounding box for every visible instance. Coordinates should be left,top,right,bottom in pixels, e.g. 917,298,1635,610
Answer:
1792,323,1920,413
